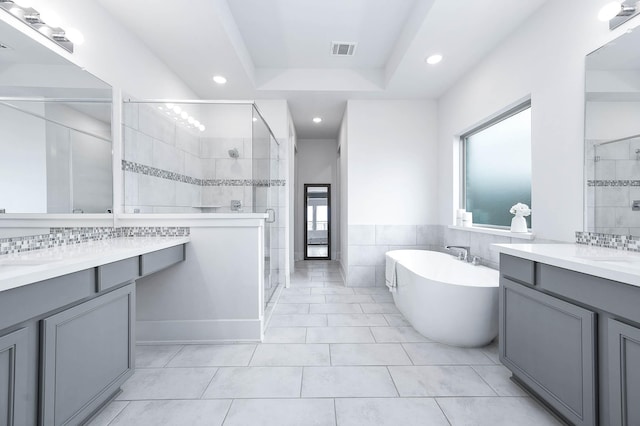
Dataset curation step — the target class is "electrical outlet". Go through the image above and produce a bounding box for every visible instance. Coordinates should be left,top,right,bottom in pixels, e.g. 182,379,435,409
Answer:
633,200,640,211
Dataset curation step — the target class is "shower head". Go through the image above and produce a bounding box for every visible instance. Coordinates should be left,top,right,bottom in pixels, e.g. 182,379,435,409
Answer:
228,148,240,159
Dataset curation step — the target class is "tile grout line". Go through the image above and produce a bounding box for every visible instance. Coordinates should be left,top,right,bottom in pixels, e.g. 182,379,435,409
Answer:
199,367,221,400
333,398,338,426
469,365,500,397
220,399,235,426
104,401,130,426
246,344,260,368
385,366,402,398
399,342,415,366
434,398,454,426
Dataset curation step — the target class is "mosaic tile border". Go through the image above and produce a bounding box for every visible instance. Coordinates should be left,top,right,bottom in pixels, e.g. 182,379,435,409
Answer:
587,180,640,187
575,231,640,252
0,227,190,256
122,160,286,187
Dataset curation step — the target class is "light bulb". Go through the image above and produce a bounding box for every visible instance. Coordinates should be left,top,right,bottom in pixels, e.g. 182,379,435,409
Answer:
38,25,53,37
10,7,25,19
38,9,63,27
313,117,322,124
181,111,188,119
65,28,84,45
199,125,205,131
194,120,200,127
212,75,227,84
188,117,195,124
252,117,258,122
599,1,622,21
173,106,182,114
426,54,443,65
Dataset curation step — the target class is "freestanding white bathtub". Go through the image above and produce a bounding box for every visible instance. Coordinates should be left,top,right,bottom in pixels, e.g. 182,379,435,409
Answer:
386,250,499,347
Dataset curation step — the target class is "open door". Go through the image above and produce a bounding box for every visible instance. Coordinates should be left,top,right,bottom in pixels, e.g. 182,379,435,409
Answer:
304,184,330,260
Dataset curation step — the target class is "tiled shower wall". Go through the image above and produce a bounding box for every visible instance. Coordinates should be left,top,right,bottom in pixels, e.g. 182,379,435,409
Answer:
122,104,255,213
343,224,534,287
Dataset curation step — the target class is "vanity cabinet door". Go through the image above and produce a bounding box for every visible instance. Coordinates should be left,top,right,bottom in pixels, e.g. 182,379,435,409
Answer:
608,319,640,426
0,328,28,426
41,284,135,426
499,279,596,426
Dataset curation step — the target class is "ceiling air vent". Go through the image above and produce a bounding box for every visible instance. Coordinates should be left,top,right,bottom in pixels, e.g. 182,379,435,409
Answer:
331,41,357,56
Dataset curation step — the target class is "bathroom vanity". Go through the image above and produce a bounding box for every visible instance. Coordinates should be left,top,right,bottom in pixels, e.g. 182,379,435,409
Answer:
0,237,188,426
495,244,640,426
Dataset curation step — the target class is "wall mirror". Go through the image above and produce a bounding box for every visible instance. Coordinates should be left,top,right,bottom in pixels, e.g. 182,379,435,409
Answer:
0,16,113,218
585,28,640,236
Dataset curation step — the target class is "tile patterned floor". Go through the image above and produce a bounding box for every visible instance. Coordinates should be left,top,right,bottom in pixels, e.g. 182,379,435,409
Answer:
89,260,563,426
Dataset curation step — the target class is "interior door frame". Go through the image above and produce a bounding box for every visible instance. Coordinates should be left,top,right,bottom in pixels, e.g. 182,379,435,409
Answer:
303,183,331,260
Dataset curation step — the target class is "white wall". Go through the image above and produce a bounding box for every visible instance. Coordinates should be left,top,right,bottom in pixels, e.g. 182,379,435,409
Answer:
0,104,47,213
29,0,197,100
436,0,638,242
295,139,339,260
347,100,439,225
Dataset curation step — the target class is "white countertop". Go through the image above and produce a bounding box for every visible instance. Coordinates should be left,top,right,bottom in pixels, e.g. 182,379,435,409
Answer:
493,243,640,287
0,237,190,293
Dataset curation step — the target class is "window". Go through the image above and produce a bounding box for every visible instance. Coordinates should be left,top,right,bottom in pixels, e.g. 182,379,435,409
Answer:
462,103,532,228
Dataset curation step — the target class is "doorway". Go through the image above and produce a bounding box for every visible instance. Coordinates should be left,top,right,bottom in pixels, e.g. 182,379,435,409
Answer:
304,184,330,260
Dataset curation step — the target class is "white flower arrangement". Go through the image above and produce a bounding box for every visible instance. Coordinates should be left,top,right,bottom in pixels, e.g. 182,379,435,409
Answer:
509,203,531,217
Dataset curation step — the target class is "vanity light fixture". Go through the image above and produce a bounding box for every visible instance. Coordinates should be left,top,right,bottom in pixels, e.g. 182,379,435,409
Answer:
426,54,443,65
213,75,227,85
313,117,322,124
0,1,82,52
599,0,640,29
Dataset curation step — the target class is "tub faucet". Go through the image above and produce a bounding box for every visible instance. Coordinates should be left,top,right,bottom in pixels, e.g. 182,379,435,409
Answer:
445,245,470,262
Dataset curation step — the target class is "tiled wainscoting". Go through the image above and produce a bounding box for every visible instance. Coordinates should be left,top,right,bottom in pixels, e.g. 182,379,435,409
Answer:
88,261,560,426
343,225,525,287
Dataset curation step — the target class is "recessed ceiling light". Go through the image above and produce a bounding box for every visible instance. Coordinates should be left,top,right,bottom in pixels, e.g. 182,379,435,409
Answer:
598,1,623,21
213,75,227,85
313,117,322,124
426,54,443,65
252,117,258,122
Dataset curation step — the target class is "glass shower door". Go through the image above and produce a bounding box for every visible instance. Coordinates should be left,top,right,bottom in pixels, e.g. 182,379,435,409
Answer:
252,108,280,305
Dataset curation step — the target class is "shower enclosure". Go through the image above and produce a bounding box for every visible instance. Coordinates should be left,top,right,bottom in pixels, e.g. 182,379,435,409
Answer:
121,100,284,304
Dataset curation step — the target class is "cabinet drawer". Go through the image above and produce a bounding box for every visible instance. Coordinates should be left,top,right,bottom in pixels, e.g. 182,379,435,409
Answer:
97,257,139,292
500,278,596,425
538,264,640,325
140,245,185,276
500,254,535,285
0,270,94,332
41,284,135,426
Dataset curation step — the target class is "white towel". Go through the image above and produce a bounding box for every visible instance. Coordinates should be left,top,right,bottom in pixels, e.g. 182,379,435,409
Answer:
385,256,398,293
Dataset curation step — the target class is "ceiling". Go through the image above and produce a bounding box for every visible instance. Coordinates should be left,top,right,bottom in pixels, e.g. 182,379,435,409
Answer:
96,0,549,139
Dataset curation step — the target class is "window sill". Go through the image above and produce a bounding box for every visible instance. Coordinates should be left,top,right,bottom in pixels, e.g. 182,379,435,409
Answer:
448,225,535,240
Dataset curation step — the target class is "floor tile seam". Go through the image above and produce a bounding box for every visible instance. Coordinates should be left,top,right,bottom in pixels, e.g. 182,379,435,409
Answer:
433,398,454,426
161,344,187,368
333,398,338,426
246,342,261,367
215,399,235,426
385,366,401,397
197,367,220,399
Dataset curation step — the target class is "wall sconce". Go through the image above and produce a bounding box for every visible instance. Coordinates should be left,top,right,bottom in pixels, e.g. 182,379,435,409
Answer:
599,1,640,30
0,1,83,52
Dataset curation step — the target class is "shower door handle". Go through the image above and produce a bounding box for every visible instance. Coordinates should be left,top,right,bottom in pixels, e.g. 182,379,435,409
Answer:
266,208,276,223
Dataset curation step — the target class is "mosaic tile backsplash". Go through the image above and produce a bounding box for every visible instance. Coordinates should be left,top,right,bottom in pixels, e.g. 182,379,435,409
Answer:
0,227,190,256
575,231,640,252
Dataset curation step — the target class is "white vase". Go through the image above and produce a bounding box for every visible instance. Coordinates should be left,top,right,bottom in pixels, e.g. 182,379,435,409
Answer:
510,215,528,233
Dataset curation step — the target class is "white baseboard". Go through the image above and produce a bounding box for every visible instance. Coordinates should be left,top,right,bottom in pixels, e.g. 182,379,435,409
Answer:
137,318,263,344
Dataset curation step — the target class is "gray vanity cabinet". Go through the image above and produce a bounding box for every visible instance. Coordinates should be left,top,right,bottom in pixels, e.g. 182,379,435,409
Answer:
608,319,640,426
500,278,597,426
40,284,135,426
0,328,29,426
